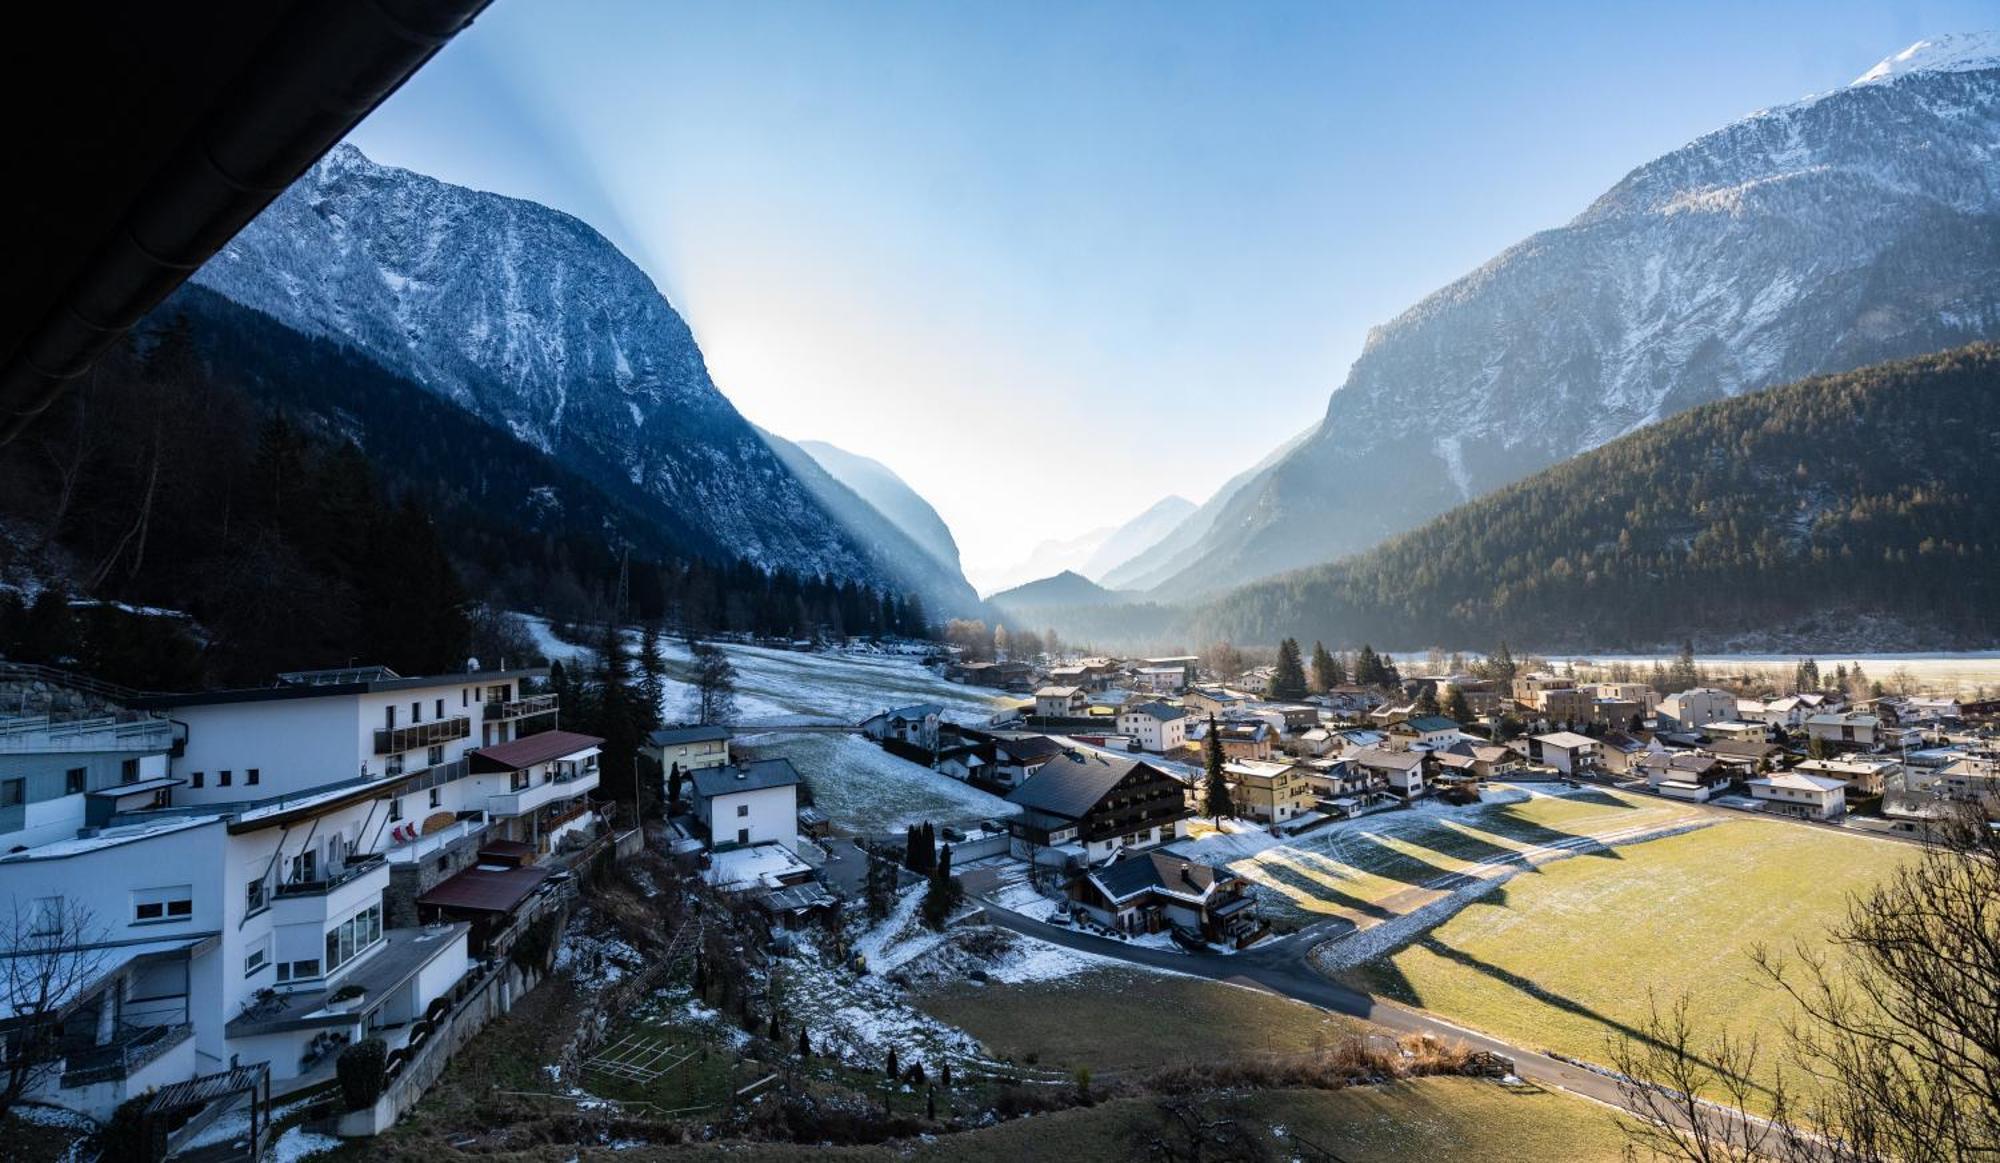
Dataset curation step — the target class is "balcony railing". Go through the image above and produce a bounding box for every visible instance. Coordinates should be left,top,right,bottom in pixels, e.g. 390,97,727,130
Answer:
373,716,470,755
483,693,558,721
276,854,386,898
60,1023,192,1086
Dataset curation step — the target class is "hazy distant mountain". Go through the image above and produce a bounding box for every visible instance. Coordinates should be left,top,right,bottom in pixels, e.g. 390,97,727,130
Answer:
1150,34,2000,599
1100,425,1315,592
796,440,962,574
759,431,980,616
191,144,926,600
989,570,1123,617
1080,496,1195,582
976,527,1116,596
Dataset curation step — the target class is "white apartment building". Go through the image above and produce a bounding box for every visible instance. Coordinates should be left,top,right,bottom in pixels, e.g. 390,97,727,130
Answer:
1,713,178,853
1530,731,1601,774
1747,772,1847,820
1116,702,1189,753
692,759,800,851
1658,688,1738,730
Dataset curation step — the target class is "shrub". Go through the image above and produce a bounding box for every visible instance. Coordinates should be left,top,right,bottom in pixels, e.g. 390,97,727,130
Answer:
336,1038,390,1111
329,983,366,1003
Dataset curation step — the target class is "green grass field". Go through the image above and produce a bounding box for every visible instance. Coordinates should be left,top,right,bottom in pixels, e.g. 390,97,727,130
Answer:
1352,818,1914,1093
1178,785,1705,930
916,965,1368,1075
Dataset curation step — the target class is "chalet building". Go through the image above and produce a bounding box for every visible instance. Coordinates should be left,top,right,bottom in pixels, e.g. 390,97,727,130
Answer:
1747,771,1847,820
1596,731,1652,775
647,724,730,778
1116,702,1189,753
1004,751,1192,866
1221,759,1315,824
1183,688,1249,720
1433,740,1519,780
860,703,944,748
1794,755,1902,796
1349,748,1427,800
1131,665,1191,694
989,734,1066,787
1192,718,1275,761
1068,851,1264,947
691,759,801,852
1032,686,1091,719
1639,751,1726,801
1385,714,1460,753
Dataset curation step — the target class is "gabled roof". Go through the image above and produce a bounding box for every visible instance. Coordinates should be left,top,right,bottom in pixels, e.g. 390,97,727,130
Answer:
1807,713,1880,727
1351,747,1423,771
1121,701,1186,722
469,729,603,773
1005,751,1157,820
1397,715,1460,733
875,703,943,721
1090,850,1232,904
1750,772,1847,794
993,734,1065,763
1035,686,1083,699
1534,731,1598,749
693,758,801,799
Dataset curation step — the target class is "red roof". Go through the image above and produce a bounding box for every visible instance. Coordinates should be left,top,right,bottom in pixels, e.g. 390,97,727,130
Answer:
468,729,602,773
417,863,551,913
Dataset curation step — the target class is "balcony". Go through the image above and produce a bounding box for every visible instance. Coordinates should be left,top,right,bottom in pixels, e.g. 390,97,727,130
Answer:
60,1023,193,1087
275,853,387,898
383,815,489,864
373,716,470,756
483,693,558,721
486,765,598,819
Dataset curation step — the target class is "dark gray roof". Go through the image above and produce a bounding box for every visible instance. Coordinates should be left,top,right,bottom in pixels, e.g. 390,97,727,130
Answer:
693,758,800,799
994,734,1065,763
649,724,731,747
1005,751,1153,819
130,666,548,708
1092,851,1229,902
1123,701,1186,722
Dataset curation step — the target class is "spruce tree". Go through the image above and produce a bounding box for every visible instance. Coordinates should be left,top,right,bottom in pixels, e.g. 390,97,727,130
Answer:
1201,715,1233,821
1271,638,1307,700
1444,687,1474,724
1310,641,1340,693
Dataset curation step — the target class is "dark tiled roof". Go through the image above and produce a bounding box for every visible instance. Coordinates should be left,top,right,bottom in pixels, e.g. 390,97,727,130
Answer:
418,863,550,913
1005,751,1153,819
994,735,1065,763
1399,715,1460,733
1122,701,1186,722
1092,851,1228,902
469,729,603,772
649,724,730,747
693,758,800,799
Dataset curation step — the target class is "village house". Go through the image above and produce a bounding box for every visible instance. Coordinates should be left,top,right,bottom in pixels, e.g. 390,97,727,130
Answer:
1639,750,1727,801
1595,730,1652,775
1581,682,1659,714
1290,726,1337,758
1805,712,1882,749
934,739,993,784
1704,720,1772,745
1794,755,1902,796
1433,739,1519,780
1221,759,1316,825
989,733,1066,787
1032,686,1092,719
1183,687,1250,720
1385,714,1460,753
1004,751,1192,866
646,724,730,785
1349,748,1427,801
691,759,801,851
1116,701,1189,753
1657,688,1739,731
1747,771,1847,820
1368,700,1420,727
1937,753,2000,803
1193,718,1276,761
1528,731,1600,775
1510,672,1574,706
860,703,944,748
1067,851,1264,948
1131,665,1191,694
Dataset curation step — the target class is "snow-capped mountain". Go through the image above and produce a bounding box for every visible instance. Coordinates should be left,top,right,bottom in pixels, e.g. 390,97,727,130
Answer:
1151,34,2000,599
191,144,934,600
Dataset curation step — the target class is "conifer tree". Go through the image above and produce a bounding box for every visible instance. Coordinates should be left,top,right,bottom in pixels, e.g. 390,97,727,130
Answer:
1444,687,1474,724
1271,637,1307,700
1310,641,1341,693
1201,715,1233,821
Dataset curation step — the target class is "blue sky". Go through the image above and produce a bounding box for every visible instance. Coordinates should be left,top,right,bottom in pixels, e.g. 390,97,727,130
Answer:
348,0,1992,586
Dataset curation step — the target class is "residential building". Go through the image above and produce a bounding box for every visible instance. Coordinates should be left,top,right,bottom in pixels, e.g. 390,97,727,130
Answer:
1131,666,1190,694
646,724,730,777
1183,688,1249,720
1,713,179,853
1937,753,2000,803
1350,748,1427,800
691,759,800,851
1657,688,1738,730
1805,713,1881,749
1581,682,1659,714
1068,852,1264,947
1532,688,1592,725
1032,687,1091,719
989,734,1066,787
1794,756,1902,796
1596,731,1652,774
1747,772,1847,820
1529,731,1600,775
1511,672,1574,706
1704,720,1772,745
859,703,943,748
1385,714,1459,753
1639,751,1726,801
1192,718,1275,761
1221,759,1315,824
1433,740,1519,780
1004,751,1191,865
1116,702,1189,753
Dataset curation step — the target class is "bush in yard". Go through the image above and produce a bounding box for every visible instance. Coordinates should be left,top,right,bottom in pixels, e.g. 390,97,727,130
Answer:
337,1038,390,1111
97,1094,152,1160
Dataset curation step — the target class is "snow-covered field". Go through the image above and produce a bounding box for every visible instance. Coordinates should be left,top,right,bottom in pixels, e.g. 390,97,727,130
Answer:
740,731,1015,834
520,616,1015,729
1172,783,1709,932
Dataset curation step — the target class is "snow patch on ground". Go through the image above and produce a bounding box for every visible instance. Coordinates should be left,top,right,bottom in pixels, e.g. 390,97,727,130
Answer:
270,1125,343,1163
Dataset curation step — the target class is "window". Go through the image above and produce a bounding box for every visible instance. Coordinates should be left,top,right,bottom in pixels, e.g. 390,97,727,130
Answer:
736,803,749,818
385,705,396,729
411,701,422,724
246,877,267,914
65,767,86,795
121,757,139,783
510,769,531,792
323,904,383,974
388,797,403,822
276,958,322,984
218,770,232,787
132,886,193,924
190,771,204,789
1,778,23,807
435,698,445,719
427,744,444,766
246,768,260,786
245,942,269,977
428,786,442,809
30,896,63,937
289,849,317,885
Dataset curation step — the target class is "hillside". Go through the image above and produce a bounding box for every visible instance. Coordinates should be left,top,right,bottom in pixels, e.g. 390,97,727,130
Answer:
989,570,1124,616
1149,35,2000,599
1080,495,1196,582
1172,346,2000,652
190,144,928,600
797,439,963,575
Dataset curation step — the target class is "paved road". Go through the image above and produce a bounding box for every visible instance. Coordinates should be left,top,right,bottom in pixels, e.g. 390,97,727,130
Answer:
976,898,1654,1118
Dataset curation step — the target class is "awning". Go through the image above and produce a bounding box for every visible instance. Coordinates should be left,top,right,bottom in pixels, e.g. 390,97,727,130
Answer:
469,730,603,773
417,863,550,913
88,777,182,797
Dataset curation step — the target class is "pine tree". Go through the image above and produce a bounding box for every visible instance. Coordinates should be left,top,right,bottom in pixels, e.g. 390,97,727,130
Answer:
1415,685,1441,716
1444,687,1473,724
1490,640,1518,684
1201,715,1233,821
1668,639,1699,691
886,1046,899,1078
1271,637,1307,700
667,762,684,810
1310,641,1340,693
638,621,667,715
798,1027,811,1059
1355,644,1384,687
